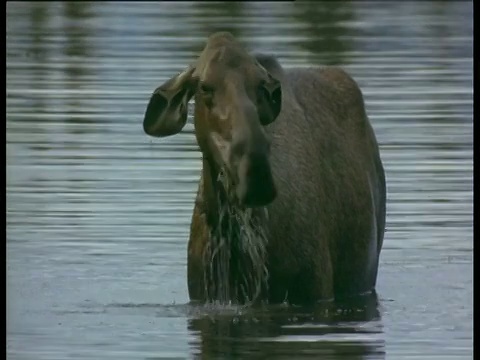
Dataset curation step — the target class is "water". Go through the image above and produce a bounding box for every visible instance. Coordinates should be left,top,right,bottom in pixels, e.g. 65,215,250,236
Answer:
6,1,473,359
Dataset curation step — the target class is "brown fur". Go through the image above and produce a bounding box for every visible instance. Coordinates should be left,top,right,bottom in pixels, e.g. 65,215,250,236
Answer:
142,32,386,305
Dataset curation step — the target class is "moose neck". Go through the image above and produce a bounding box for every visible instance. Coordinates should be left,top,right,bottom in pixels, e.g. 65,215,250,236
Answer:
200,157,269,304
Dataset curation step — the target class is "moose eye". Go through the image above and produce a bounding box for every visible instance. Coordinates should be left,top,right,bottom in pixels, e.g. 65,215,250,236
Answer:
199,83,215,108
199,83,215,95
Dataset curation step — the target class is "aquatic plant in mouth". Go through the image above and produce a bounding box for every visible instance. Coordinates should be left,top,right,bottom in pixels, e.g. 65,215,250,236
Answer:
203,168,270,305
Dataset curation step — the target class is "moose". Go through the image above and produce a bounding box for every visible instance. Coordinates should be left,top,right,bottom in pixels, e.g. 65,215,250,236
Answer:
142,32,386,305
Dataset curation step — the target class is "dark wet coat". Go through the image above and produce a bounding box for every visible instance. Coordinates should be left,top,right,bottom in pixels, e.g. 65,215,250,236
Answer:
187,55,386,305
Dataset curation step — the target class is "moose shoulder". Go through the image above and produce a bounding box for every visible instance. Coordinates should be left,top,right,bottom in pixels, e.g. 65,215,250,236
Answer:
142,32,386,305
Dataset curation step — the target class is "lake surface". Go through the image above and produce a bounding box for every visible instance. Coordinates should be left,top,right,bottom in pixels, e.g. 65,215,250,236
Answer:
6,1,473,359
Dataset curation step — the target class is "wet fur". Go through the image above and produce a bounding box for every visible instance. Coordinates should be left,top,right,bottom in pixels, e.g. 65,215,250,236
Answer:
187,54,386,305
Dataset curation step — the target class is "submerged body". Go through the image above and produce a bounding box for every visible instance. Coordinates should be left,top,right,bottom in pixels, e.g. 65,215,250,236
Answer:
143,32,386,305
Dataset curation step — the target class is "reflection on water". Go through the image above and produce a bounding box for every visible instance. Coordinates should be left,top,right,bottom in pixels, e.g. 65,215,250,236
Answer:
293,1,354,65
192,2,247,40
188,293,383,359
6,1,472,359
62,2,97,135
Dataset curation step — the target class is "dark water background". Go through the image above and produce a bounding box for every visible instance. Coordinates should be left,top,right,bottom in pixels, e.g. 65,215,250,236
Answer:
6,1,473,359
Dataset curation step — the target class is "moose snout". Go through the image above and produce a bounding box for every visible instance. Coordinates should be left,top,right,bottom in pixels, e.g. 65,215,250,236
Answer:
226,100,277,208
235,151,277,208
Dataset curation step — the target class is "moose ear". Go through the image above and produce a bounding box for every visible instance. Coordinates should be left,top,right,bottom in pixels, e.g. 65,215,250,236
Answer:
143,66,197,137
254,55,282,126
257,73,282,126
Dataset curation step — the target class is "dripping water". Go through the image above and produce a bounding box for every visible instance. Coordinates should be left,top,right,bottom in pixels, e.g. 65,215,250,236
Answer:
202,169,269,305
